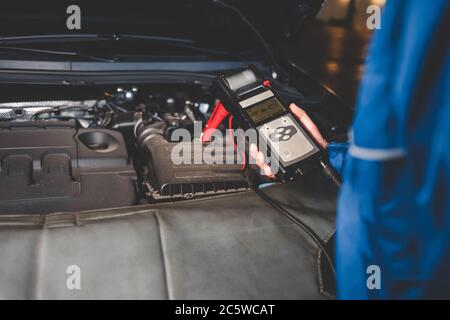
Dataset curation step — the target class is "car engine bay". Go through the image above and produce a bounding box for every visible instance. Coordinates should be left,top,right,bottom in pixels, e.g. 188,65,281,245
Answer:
0,75,347,215
0,81,255,214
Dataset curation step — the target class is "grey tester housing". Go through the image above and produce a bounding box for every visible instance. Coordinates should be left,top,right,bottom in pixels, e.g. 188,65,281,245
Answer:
213,65,323,180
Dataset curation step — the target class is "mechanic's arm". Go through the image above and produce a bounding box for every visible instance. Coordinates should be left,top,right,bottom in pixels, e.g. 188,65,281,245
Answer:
250,103,349,177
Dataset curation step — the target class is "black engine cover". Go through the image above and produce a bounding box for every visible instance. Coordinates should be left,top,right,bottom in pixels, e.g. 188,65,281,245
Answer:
0,121,137,214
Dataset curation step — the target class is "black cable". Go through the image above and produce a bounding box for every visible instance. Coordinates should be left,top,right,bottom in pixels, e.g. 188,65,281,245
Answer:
106,99,128,113
212,0,282,78
320,160,342,187
251,185,336,278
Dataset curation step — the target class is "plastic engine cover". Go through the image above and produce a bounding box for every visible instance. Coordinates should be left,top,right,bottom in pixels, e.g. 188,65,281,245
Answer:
0,121,137,214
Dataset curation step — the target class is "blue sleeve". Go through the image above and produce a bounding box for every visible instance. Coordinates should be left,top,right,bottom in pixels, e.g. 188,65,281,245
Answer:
326,142,349,177
336,0,450,300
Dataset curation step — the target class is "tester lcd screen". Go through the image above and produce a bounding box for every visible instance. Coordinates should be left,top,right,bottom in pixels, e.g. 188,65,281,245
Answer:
245,97,286,124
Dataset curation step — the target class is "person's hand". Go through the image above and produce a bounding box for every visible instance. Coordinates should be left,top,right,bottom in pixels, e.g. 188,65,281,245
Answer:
249,103,328,178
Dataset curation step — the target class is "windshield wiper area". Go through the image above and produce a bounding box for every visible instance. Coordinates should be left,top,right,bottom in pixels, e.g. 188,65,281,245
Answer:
0,34,196,46
0,33,241,61
0,45,117,62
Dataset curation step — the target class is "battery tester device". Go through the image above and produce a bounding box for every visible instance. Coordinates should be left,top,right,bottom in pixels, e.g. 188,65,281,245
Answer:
209,65,331,181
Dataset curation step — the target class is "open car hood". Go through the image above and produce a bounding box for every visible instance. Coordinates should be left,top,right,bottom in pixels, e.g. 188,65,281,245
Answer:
0,0,325,47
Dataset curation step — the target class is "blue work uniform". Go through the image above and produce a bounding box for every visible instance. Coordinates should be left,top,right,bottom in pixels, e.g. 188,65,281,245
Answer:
328,0,450,299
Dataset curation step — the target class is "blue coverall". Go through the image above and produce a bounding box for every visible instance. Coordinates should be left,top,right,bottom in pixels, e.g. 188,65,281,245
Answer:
327,0,450,299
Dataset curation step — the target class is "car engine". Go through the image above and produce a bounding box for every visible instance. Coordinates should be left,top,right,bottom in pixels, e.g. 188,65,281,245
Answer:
0,83,249,214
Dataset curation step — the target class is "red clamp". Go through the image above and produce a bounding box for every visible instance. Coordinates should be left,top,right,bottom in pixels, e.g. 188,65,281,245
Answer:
201,101,229,142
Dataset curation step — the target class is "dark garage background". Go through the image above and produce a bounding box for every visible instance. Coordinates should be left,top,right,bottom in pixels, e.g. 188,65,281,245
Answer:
287,0,386,107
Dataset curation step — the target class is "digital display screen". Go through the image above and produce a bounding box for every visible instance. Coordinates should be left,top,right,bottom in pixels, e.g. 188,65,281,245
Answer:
245,97,285,124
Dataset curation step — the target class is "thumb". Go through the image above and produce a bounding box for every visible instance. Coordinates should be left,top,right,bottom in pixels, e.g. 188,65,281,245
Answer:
289,103,328,149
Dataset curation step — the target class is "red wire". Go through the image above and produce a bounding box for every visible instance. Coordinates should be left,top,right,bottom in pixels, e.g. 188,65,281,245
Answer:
228,115,247,171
